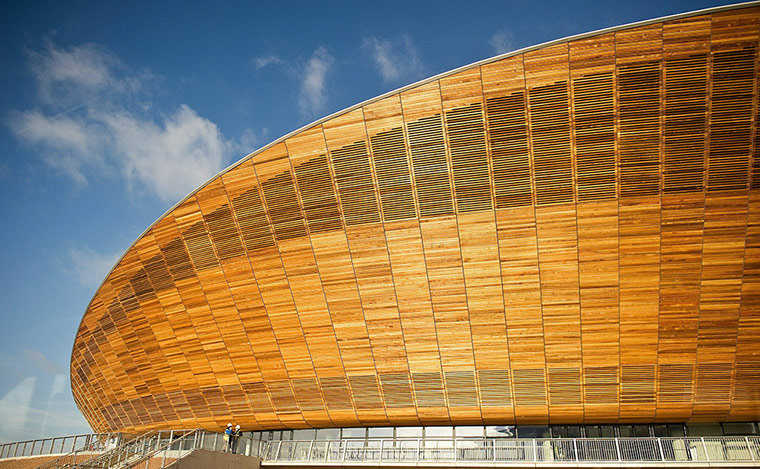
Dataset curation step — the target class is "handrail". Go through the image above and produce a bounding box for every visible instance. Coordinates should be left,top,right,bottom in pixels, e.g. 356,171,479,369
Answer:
36,434,124,469
0,433,115,460
59,430,263,469
61,430,183,469
260,436,760,465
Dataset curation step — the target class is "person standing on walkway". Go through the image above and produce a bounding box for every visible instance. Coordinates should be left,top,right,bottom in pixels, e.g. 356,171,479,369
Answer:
232,424,242,454
224,423,233,452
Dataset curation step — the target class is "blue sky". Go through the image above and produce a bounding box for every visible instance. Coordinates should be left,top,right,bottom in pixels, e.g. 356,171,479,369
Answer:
0,0,731,442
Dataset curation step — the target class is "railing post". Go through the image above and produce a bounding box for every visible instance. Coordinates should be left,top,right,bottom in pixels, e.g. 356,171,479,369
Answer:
657,437,664,461
615,438,622,461
573,438,579,462
454,438,458,462
702,437,709,462
342,439,347,462
532,439,537,462
746,437,755,461
307,440,314,462
417,438,421,462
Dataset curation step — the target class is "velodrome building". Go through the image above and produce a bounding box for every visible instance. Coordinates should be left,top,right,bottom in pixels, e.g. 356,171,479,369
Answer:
71,2,760,441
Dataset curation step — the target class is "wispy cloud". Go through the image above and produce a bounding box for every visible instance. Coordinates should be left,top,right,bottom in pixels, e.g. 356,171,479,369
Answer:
67,245,121,288
23,349,62,375
299,47,333,118
362,34,425,84
101,105,227,201
252,55,283,70
9,41,237,202
490,31,515,55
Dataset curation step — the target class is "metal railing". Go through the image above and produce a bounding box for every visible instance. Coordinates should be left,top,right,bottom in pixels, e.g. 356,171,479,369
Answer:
36,430,265,469
0,433,116,460
262,436,760,465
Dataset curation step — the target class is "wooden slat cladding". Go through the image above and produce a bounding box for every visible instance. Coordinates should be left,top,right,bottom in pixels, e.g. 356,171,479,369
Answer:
573,73,616,200
663,54,707,192
708,48,755,191
72,5,760,433
293,155,342,233
486,92,532,208
407,115,455,217
370,128,416,221
446,103,492,212
260,171,307,241
618,62,661,197
331,141,381,226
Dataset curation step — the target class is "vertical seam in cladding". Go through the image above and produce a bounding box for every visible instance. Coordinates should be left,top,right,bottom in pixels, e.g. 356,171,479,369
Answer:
217,176,284,428
251,152,319,424
613,24,623,425
567,42,587,423
437,77,473,419
521,52,550,410
398,91,444,416
130,237,206,429
653,24,664,421
478,63,517,416
181,196,245,414
441,81,483,422
731,49,757,416
359,104,406,424
320,123,383,418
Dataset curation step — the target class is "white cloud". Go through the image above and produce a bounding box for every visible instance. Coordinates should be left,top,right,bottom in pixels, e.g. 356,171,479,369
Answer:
362,34,425,84
253,55,283,70
10,41,237,202
67,245,121,289
299,47,334,118
490,31,515,55
11,110,104,185
102,105,228,201
28,42,140,109
23,350,62,375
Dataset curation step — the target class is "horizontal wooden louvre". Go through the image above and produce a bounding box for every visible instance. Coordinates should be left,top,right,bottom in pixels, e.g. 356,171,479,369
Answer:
261,171,307,241
512,369,546,406
379,373,415,408
486,92,532,208
71,5,760,433
292,378,325,411
407,115,454,217
618,61,661,197
204,205,244,259
348,375,383,410
181,221,219,270
658,364,694,403
293,155,342,233
529,82,574,205
548,367,582,406
573,72,616,201
478,370,512,407
621,365,655,404
708,48,755,191
370,127,417,221
331,142,380,226
319,376,354,411
446,103,492,212
444,370,478,407
230,186,275,250
663,54,707,192
412,372,446,407
584,367,618,404
143,253,174,292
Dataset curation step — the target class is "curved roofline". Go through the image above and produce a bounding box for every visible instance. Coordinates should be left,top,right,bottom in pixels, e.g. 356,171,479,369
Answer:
70,0,760,372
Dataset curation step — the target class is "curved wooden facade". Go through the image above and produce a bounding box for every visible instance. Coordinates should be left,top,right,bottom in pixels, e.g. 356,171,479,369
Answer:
72,4,760,433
